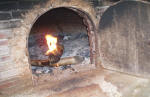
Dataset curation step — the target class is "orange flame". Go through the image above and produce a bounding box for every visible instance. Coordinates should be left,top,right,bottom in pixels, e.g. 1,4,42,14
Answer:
45,34,57,55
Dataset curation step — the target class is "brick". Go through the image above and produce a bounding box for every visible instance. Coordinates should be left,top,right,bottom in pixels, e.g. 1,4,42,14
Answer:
0,20,10,29
0,80,22,94
9,19,21,28
0,63,17,73
0,76,31,95
18,1,37,10
0,34,7,39
12,10,27,19
0,57,18,72
0,46,10,56
0,73,19,82
0,29,12,38
0,34,10,39
0,55,10,62
0,1,18,11
0,61,26,74
0,65,30,83
0,12,11,20
0,19,21,29
0,0,18,3
0,80,16,89
0,0,47,11
0,69,20,82
0,39,8,46
19,0,44,1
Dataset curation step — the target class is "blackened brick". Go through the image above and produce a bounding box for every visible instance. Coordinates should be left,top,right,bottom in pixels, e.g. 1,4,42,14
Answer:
12,10,27,19
0,19,21,29
9,19,21,28
0,12,11,20
0,1,18,11
0,20,10,29
18,1,38,10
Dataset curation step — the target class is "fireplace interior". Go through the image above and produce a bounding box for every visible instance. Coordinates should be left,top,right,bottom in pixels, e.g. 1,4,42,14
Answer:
28,7,95,79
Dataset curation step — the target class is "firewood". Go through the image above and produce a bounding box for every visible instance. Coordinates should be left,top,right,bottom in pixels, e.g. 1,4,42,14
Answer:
30,56,84,67
47,44,64,65
52,56,84,67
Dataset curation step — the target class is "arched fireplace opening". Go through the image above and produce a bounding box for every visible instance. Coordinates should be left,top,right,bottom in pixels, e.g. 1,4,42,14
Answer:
28,7,96,79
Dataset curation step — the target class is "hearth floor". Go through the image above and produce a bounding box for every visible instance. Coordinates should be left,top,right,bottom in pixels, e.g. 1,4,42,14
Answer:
10,68,150,97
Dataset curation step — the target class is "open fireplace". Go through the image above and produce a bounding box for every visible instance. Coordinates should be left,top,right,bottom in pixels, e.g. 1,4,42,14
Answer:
1,0,150,96
21,4,100,84
28,7,96,79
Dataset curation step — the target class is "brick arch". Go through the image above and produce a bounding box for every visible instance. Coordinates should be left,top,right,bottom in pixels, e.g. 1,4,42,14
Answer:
27,6,97,65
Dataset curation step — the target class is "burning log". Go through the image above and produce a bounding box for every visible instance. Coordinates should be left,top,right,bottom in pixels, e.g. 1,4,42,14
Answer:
30,34,84,67
48,44,64,65
54,56,84,66
30,56,84,67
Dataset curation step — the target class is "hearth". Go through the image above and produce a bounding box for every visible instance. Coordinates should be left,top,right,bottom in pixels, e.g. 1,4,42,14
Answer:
27,7,96,82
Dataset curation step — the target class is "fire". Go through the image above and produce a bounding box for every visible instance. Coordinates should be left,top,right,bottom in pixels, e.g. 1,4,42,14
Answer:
45,34,57,55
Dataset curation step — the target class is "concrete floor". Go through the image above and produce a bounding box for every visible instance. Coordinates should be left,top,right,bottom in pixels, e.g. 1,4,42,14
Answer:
10,68,150,97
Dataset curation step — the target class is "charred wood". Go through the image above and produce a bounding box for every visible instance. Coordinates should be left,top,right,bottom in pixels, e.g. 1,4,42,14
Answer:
31,56,84,67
